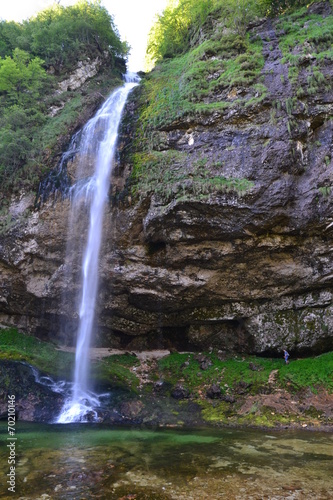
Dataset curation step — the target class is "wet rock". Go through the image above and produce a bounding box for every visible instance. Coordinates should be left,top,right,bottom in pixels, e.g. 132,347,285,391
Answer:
200,360,212,371
249,362,263,372
154,380,164,391
206,384,222,399
194,354,213,370
171,384,190,400
234,381,252,395
120,400,144,419
86,411,97,422
0,361,64,422
153,380,173,394
221,395,236,404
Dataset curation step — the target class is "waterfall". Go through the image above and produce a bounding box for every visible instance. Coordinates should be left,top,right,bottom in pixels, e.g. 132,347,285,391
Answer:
57,73,139,423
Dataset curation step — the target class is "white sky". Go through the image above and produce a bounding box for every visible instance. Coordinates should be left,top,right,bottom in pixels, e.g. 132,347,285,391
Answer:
0,0,168,71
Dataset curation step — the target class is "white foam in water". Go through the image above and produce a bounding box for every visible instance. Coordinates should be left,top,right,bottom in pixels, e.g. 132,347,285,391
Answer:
57,388,100,423
57,74,139,423
28,363,70,394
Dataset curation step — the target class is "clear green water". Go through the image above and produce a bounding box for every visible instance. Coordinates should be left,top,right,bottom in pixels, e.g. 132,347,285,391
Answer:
0,422,332,499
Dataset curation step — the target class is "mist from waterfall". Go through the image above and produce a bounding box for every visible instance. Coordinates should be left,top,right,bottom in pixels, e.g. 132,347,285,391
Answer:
57,73,139,423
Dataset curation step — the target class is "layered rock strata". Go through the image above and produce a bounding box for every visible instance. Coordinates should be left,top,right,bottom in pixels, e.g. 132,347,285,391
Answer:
1,3,333,355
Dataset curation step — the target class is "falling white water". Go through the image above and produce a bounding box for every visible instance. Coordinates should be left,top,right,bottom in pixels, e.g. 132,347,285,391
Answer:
57,74,139,423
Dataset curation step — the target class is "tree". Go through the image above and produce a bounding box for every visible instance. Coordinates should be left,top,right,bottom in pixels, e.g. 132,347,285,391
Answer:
0,48,47,104
0,21,23,58
0,0,127,194
146,0,218,66
27,0,128,73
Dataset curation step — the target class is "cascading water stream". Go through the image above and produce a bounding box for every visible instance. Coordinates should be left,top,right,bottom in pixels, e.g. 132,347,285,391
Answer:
57,73,139,423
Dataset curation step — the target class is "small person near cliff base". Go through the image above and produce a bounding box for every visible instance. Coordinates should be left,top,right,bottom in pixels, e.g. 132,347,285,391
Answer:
283,350,289,364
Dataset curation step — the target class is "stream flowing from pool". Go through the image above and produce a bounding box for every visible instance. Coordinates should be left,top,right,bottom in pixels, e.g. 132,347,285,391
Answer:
57,73,139,423
1,422,332,499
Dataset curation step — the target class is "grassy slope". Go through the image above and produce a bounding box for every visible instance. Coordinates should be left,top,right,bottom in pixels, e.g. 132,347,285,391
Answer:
0,328,139,391
157,351,333,427
0,329,332,428
158,351,333,393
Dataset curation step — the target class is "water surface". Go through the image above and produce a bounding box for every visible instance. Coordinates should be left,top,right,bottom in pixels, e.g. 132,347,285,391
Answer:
0,422,332,499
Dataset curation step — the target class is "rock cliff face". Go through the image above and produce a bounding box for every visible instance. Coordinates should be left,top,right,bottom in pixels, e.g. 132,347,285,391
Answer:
1,2,333,356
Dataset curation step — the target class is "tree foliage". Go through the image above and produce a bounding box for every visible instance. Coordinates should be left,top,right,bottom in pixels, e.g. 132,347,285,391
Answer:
0,0,127,196
0,49,47,103
0,21,24,58
261,0,309,16
222,0,261,38
146,0,213,66
25,0,128,74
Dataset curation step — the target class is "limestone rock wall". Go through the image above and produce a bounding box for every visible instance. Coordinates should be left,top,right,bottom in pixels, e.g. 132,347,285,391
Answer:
1,4,333,355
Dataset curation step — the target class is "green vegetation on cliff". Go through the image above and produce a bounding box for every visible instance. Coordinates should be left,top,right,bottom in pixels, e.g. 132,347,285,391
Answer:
131,150,254,203
128,1,269,202
146,0,311,67
277,7,333,94
158,351,333,427
124,0,333,206
127,1,268,202
0,0,128,199
141,34,264,131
